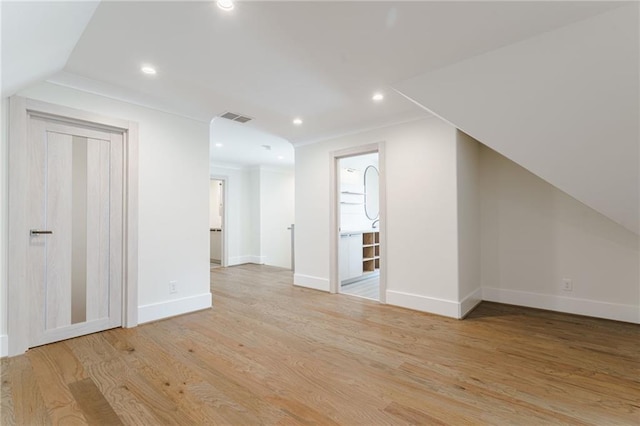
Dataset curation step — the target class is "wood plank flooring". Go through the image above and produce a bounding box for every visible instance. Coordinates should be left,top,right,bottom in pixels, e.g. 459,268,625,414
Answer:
2,264,639,425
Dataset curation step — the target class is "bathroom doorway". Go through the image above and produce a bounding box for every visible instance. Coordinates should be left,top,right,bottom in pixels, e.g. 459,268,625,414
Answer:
336,150,382,301
209,179,225,269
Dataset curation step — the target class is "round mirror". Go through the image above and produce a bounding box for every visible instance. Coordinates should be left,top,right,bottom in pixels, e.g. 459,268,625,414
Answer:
364,165,379,220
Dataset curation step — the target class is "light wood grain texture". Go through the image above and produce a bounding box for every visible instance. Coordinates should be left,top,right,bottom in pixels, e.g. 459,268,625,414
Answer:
123,122,139,328
85,137,111,322
46,130,74,330
8,96,30,356
68,378,123,425
109,132,124,328
4,356,50,425
27,344,88,424
26,118,48,347
3,264,639,425
8,98,138,356
1,358,16,425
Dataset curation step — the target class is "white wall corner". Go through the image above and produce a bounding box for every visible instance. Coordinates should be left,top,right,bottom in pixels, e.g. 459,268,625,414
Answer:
482,287,640,324
138,293,212,325
459,288,483,319
386,290,459,319
228,255,266,266
0,335,7,358
293,274,330,292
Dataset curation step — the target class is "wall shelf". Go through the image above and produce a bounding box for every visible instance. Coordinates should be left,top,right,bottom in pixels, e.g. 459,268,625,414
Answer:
362,231,380,272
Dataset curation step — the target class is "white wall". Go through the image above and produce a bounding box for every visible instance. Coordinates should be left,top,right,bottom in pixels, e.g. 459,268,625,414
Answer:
209,179,222,229
210,164,294,268
456,131,481,316
260,168,295,269
11,82,211,326
1,97,8,351
248,167,262,262
339,153,378,231
394,5,639,235
480,146,640,323
295,117,464,317
210,164,256,265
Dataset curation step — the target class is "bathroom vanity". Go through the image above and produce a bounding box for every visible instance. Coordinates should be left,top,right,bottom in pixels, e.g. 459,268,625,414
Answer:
339,230,380,282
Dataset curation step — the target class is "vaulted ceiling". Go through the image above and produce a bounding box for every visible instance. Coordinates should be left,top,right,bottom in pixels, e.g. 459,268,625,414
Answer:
2,1,622,145
2,1,637,232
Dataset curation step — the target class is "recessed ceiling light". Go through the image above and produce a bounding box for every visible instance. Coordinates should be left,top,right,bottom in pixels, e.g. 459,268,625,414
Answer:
215,143,223,148
217,0,234,11
293,118,303,126
277,155,284,160
141,66,157,75
372,92,384,102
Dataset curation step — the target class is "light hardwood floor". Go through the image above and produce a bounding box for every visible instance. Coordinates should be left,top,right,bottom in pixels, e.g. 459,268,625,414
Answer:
2,264,639,425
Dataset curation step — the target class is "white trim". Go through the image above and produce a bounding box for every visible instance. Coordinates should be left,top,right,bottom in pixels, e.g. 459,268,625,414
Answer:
386,290,460,318
293,274,330,292
228,255,266,266
47,73,210,124
459,288,483,318
138,293,212,325
292,115,427,147
482,287,640,324
0,335,7,358
377,142,387,304
209,175,228,267
210,161,248,171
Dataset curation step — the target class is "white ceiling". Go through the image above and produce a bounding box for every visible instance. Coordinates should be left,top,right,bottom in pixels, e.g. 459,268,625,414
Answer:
210,116,294,168
1,0,100,97
2,1,625,165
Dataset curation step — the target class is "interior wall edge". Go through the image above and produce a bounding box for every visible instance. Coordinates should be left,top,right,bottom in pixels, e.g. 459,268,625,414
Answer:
482,287,640,324
386,289,460,319
0,334,7,358
138,292,212,325
293,274,330,292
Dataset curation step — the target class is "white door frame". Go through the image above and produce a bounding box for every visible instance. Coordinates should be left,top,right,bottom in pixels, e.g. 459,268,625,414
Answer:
210,175,229,267
329,142,387,302
7,96,139,357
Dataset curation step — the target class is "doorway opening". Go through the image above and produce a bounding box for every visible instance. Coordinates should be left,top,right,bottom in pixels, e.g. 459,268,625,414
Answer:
332,146,385,302
209,178,226,269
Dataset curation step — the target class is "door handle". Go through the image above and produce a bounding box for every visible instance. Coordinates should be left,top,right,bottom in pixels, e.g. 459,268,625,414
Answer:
30,230,53,235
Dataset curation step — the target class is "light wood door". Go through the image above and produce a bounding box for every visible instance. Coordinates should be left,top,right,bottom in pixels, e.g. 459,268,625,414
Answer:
27,117,123,348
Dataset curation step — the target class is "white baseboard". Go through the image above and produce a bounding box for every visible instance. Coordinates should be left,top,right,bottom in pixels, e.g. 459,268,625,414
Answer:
0,334,7,358
386,290,460,318
459,288,483,318
228,255,266,266
138,293,212,325
293,274,330,292
482,287,640,324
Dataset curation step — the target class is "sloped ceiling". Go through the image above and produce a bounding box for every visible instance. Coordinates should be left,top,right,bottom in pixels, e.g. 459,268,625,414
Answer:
1,1,100,97
394,4,639,235
2,1,635,231
55,0,620,145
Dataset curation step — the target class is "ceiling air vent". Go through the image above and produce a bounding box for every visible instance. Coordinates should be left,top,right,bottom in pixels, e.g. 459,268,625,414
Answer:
219,111,253,123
